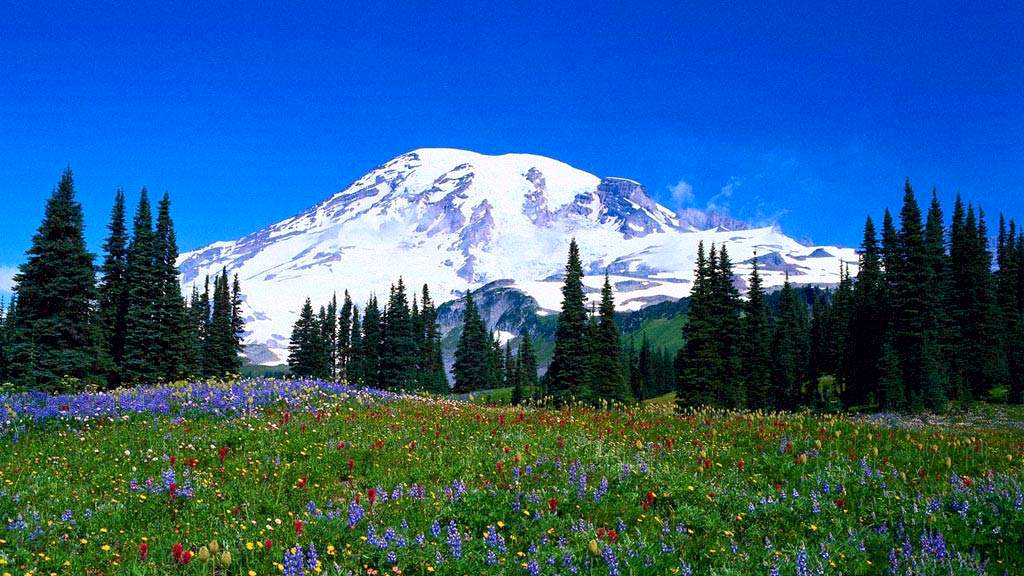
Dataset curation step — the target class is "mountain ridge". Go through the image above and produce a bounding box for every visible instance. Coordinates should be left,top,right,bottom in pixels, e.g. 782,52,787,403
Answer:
178,148,859,364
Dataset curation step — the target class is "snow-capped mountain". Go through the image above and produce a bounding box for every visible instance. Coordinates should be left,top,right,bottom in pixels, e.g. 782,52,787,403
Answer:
178,148,859,364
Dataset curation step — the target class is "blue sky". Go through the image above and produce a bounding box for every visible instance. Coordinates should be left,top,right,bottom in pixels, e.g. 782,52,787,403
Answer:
2,1,1023,295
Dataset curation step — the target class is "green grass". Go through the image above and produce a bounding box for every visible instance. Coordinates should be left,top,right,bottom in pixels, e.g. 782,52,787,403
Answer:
2,382,1023,575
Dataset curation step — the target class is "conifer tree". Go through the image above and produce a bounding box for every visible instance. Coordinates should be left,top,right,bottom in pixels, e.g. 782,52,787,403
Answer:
517,331,538,397
361,296,382,387
772,275,808,409
154,192,189,382
677,242,717,409
505,343,522,405
711,245,743,407
844,217,885,407
891,180,928,409
123,188,163,385
417,285,448,393
322,295,338,379
593,273,628,404
98,189,129,386
452,292,489,394
381,279,415,390
348,306,363,385
337,292,353,381
12,169,105,390
288,298,319,377
545,239,590,403
741,253,773,409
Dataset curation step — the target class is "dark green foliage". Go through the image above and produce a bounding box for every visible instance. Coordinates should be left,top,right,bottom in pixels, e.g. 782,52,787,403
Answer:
348,306,363,385
154,192,190,382
381,279,416,390
123,189,162,385
544,239,590,403
98,189,129,387
416,285,448,393
337,291,353,381
361,296,383,387
591,273,628,404
517,331,539,396
453,292,490,393
741,255,773,409
288,299,320,378
12,169,106,391
771,276,809,410
843,217,885,407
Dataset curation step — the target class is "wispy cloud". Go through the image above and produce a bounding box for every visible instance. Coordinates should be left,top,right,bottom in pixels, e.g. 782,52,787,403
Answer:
667,179,694,207
707,177,741,214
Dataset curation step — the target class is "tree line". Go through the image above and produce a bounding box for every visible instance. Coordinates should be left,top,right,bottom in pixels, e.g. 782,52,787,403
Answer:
287,280,450,393
0,169,245,391
674,181,1024,412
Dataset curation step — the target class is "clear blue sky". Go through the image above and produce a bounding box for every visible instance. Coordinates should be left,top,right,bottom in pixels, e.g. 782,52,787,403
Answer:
2,1,1023,294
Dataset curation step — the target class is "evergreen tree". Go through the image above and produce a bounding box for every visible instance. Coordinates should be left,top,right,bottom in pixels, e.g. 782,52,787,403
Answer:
98,189,129,387
288,298,319,377
361,296,382,387
844,217,885,407
452,292,489,394
381,279,416,390
921,190,950,408
417,285,448,393
771,275,808,409
348,306,363,385
592,273,628,404
154,192,189,382
322,295,338,379
229,274,245,372
12,169,105,390
517,331,538,397
741,253,773,409
123,189,162,385
676,242,718,409
890,180,929,409
337,292,353,381
711,245,743,407
544,239,590,403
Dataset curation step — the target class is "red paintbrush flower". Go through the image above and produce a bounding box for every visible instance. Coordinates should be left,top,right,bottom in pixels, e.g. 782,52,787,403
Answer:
169,482,177,500
169,455,176,465
608,529,618,542
548,497,558,513
368,488,377,505
297,477,308,489
264,539,273,551
172,542,183,563
834,497,845,509
737,459,746,471
294,520,303,536
347,458,355,473
180,550,192,564
496,461,504,473
219,446,228,463
139,541,148,561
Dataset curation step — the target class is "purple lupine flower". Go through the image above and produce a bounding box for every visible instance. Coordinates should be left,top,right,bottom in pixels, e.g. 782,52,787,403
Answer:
602,545,620,576
796,545,809,576
447,520,462,559
283,546,304,576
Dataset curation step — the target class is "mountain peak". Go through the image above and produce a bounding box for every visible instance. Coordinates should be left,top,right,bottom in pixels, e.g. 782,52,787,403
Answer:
178,148,858,364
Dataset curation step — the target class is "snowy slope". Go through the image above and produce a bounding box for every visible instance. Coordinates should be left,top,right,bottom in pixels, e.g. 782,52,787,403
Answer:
178,148,859,364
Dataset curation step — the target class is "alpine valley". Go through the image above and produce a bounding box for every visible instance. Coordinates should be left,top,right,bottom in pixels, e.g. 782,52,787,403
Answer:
177,148,859,366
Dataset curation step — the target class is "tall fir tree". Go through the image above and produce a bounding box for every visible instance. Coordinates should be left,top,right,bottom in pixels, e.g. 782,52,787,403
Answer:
417,284,448,393
360,296,382,387
844,217,885,407
12,169,106,390
741,253,773,409
337,291,353,381
348,306,363,385
380,279,416,390
123,189,162,385
154,192,189,382
517,331,539,397
545,239,590,403
98,189,129,387
771,275,808,409
592,273,628,404
288,298,319,377
452,291,489,394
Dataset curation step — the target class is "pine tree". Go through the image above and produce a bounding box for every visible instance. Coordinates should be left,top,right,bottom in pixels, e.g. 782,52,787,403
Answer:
711,245,743,407
154,192,189,382
199,276,214,376
98,189,129,387
361,296,382,387
891,180,928,410
592,273,628,404
12,169,105,390
288,298,319,377
452,292,489,394
418,285,448,393
381,279,415,390
772,275,808,409
921,190,950,408
229,274,245,372
545,239,590,403
505,343,522,405
517,331,539,397
348,306,363,385
741,253,773,409
337,291,353,381
844,217,885,407
123,188,162,385
677,242,717,409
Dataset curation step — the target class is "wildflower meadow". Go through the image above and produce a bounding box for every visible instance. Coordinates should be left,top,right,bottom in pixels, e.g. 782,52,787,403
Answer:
1,379,1023,575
